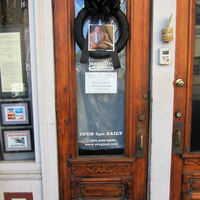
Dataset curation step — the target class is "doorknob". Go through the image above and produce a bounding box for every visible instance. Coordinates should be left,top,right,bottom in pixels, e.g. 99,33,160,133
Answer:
175,79,184,87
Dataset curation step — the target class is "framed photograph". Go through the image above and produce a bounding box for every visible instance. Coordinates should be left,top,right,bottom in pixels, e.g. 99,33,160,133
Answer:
88,24,115,51
0,102,30,125
4,192,33,200
0,25,28,98
2,129,32,152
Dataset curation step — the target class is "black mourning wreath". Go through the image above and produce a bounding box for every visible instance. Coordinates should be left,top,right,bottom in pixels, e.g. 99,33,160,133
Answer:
74,0,129,68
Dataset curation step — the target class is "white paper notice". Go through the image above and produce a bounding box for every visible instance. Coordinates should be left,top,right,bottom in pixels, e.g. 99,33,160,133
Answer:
0,32,24,92
85,72,117,94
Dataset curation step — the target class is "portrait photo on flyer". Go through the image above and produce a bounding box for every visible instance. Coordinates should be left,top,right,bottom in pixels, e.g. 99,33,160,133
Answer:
2,129,33,152
88,24,115,51
0,102,30,125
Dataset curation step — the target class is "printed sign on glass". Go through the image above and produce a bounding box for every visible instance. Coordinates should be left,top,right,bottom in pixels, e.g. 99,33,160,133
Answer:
3,129,32,152
0,26,28,98
1,102,29,125
85,72,117,94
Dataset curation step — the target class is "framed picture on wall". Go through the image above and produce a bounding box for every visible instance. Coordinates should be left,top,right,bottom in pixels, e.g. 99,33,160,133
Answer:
4,192,33,200
2,129,32,152
0,102,30,125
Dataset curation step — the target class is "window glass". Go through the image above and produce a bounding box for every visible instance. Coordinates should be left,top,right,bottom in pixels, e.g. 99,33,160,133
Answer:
0,0,34,160
75,0,127,155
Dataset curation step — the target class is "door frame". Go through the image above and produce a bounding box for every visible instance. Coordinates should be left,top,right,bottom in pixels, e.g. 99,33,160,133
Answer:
170,0,195,199
54,0,150,199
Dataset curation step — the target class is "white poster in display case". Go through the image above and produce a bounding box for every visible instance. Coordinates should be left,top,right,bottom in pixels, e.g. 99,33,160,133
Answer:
0,26,27,98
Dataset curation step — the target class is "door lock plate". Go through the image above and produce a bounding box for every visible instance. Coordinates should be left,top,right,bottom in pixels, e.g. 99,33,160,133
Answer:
136,125,145,157
173,121,182,154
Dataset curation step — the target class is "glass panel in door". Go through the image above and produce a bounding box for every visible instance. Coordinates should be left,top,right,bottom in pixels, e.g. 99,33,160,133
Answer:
75,0,127,155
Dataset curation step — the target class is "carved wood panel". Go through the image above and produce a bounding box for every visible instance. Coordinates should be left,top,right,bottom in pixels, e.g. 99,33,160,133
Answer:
182,158,200,199
69,160,133,199
182,173,200,200
70,161,133,177
71,178,131,200
184,159,200,172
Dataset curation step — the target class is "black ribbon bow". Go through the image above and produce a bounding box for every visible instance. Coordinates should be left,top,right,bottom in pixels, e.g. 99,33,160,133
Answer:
84,0,120,22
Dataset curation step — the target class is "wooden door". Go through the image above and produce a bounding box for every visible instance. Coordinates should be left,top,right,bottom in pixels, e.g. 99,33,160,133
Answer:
54,0,150,199
171,0,200,199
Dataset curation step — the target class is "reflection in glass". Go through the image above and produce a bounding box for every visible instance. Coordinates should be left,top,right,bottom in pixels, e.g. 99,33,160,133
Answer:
190,1,200,151
75,0,126,155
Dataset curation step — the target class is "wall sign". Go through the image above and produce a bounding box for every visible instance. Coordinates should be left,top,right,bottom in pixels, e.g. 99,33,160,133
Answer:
3,129,32,152
0,102,29,125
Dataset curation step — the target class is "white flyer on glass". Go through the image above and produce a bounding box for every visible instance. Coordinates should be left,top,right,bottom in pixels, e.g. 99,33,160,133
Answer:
85,72,117,94
0,32,24,92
